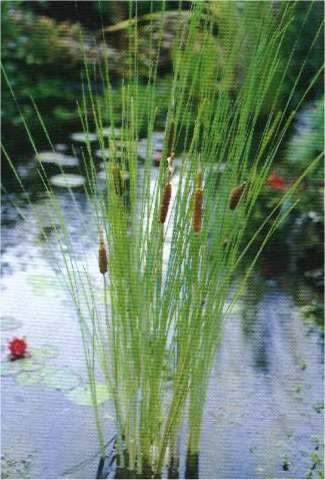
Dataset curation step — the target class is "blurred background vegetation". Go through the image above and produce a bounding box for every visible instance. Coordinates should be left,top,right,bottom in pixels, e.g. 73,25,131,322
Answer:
2,0,324,318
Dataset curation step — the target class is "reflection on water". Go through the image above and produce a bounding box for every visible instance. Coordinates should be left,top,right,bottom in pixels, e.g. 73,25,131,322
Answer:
241,278,270,373
202,279,323,479
1,173,324,478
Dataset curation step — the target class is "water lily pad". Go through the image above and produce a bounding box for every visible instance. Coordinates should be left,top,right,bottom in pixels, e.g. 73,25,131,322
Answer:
35,152,79,167
70,132,98,143
50,173,85,188
97,170,108,181
30,345,59,360
18,358,42,370
16,370,44,386
35,152,62,163
95,149,123,160
29,274,61,296
1,359,42,377
41,365,81,391
1,361,22,376
99,127,122,138
67,382,110,406
1,316,23,332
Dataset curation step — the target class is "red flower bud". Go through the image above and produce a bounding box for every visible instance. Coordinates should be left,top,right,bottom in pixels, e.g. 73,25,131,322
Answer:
8,337,28,359
267,173,286,190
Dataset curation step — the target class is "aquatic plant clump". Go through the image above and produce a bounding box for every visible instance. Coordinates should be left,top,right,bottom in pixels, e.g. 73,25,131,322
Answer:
2,1,323,477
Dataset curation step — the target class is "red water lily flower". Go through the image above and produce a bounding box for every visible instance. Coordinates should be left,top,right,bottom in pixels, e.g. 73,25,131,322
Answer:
267,172,286,190
8,337,28,360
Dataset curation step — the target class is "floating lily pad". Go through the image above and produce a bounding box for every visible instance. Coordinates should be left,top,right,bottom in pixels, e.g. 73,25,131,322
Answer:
50,173,86,188
67,382,110,406
95,149,123,160
16,370,44,386
35,152,79,167
35,152,62,163
1,316,23,332
70,132,98,143
97,170,108,181
29,274,61,296
1,361,22,376
18,358,43,371
99,127,122,138
41,365,81,392
30,345,59,360
1,359,42,377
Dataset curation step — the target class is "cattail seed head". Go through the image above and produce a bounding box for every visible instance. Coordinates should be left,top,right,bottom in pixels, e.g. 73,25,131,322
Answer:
159,182,172,224
229,182,247,210
98,230,108,275
193,188,203,233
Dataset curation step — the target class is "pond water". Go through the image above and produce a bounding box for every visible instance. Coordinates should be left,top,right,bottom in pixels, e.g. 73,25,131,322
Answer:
1,135,324,479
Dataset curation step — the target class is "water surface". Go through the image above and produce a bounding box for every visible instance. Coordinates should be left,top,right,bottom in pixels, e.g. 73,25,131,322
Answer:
1,146,323,479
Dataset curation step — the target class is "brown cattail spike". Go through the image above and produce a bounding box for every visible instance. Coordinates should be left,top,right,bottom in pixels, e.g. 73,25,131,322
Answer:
98,230,108,275
193,187,203,233
159,182,172,224
229,182,247,210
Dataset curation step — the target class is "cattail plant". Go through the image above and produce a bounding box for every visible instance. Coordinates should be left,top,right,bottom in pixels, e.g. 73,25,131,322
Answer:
192,170,203,233
98,229,108,275
229,181,247,210
160,181,172,224
3,1,323,478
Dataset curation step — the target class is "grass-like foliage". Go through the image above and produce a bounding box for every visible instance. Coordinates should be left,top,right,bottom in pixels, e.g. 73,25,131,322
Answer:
2,1,323,476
